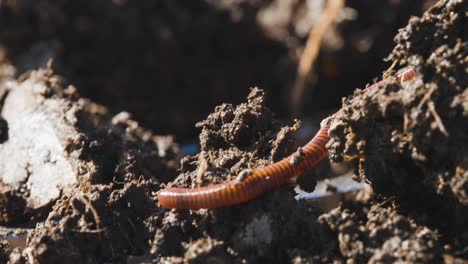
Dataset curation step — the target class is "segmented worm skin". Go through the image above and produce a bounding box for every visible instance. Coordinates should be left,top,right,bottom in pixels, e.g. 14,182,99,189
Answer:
158,125,330,209
158,67,416,210
397,67,416,83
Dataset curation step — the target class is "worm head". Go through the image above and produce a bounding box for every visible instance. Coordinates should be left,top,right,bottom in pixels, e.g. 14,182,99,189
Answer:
396,67,416,83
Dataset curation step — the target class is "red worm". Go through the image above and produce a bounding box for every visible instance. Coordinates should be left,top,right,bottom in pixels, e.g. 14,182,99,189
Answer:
396,67,416,83
158,125,330,209
158,67,416,210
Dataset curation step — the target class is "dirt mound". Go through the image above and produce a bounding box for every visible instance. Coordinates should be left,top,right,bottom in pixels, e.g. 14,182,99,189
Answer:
172,88,300,187
327,0,467,245
0,64,179,262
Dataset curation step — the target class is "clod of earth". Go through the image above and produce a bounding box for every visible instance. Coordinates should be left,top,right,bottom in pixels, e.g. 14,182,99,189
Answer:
328,0,468,236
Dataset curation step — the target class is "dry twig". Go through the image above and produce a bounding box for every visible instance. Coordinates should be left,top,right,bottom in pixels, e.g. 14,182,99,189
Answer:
290,0,345,115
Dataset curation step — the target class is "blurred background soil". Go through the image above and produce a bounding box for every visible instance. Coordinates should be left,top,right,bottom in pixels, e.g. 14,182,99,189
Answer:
0,0,435,142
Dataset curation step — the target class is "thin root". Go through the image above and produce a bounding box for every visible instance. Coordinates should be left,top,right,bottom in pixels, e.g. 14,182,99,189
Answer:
417,84,437,110
382,60,398,80
427,101,449,136
77,195,104,232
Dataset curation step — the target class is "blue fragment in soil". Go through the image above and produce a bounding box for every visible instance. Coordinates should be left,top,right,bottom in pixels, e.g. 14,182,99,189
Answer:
181,143,200,156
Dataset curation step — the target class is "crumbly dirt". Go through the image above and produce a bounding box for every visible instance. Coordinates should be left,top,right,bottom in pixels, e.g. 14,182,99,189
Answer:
319,195,466,263
171,88,301,188
0,64,179,263
327,0,467,252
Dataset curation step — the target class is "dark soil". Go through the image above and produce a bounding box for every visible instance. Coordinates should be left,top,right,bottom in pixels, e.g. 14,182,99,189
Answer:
319,196,466,263
0,66,179,262
327,0,468,241
0,0,466,263
173,88,301,187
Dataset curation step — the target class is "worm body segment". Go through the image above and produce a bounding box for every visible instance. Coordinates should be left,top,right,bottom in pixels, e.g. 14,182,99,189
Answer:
158,125,330,209
396,67,416,83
